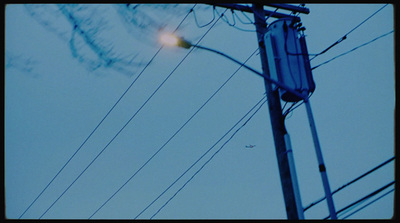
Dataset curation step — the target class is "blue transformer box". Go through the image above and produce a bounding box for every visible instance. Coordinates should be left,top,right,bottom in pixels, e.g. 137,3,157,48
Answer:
264,18,315,102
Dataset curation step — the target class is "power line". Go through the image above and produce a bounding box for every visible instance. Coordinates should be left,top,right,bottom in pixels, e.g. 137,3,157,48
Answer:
234,10,254,25
343,4,389,37
192,6,216,28
89,47,259,219
18,5,196,219
336,182,395,219
214,6,279,33
21,38,156,218
341,188,395,219
239,10,255,24
310,4,389,61
311,30,394,70
37,5,222,219
304,156,395,212
323,180,395,220
147,96,267,219
126,49,259,219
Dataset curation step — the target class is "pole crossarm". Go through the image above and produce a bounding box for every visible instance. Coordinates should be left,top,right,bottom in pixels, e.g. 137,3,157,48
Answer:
264,3,310,14
206,3,302,21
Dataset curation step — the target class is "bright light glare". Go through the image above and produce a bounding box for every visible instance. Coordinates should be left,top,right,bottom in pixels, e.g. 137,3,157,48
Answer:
160,33,179,46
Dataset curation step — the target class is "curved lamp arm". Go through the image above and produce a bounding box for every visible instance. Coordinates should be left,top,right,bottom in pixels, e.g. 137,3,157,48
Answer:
160,34,307,101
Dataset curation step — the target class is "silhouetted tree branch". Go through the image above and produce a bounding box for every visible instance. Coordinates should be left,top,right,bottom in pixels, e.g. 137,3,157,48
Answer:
22,4,197,76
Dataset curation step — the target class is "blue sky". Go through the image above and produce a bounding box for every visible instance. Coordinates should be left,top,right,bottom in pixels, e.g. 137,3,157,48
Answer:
5,4,395,219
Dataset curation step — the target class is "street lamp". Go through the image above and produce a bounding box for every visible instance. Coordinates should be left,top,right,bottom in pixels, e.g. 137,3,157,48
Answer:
159,33,308,101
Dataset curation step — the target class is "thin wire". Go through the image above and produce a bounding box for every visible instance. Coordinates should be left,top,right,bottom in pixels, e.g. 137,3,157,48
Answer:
282,92,313,119
303,156,395,212
149,96,267,219
131,49,259,219
214,7,257,32
17,4,196,219
283,102,297,117
281,101,288,112
192,6,215,28
215,5,275,34
310,4,389,61
240,10,255,24
311,30,394,70
228,24,257,32
264,7,279,23
323,181,395,220
344,4,389,37
235,10,254,25
223,9,236,26
36,5,202,219
215,7,233,26
90,47,258,219
341,188,395,219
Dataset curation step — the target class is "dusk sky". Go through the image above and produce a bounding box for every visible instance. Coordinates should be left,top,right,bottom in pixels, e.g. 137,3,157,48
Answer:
5,4,395,219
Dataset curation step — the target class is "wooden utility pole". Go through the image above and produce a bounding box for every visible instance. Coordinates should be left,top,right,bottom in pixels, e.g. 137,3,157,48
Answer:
252,4,302,220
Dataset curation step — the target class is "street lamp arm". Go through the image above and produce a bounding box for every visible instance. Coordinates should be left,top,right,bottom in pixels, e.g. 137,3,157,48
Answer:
159,33,307,101
194,45,264,77
193,44,308,101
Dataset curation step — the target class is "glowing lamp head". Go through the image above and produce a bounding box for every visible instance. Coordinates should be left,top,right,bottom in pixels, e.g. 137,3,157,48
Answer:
159,33,192,49
160,33,179,46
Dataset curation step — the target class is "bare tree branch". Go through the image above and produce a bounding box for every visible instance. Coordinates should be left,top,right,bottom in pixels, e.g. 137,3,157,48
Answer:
20,4,209,76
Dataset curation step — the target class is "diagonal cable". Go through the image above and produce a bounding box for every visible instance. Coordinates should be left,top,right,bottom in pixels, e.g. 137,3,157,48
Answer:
341,188,394,219
323,180,395,220
38,7,226,219
89,47,258,219
310,4,389,61
303,156,395,212
18,10,172,219
148,96,267,219
311,30,394,70
29,4,193,218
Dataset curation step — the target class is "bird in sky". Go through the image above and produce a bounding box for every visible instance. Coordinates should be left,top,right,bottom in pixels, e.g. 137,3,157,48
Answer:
245,145,256,149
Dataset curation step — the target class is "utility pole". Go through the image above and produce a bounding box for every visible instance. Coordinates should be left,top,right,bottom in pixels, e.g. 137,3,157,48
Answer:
252,3,303,220
202,3,311,219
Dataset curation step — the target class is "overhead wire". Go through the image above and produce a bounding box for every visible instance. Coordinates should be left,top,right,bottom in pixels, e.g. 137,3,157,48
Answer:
222,9,236,26
89,47,259,219
303,156,395,212
310,4,389,61
323,180,395,220
37,5,225,219
234,10,254,25
311,30,394,70
192,6,216,28
147,96,267,219
239,10,255,24
282,92,313,119
341,188,395,219
129,48,259,219
343,4,389,37
213,6,256,32
17,4,197,219
214,5,279,33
